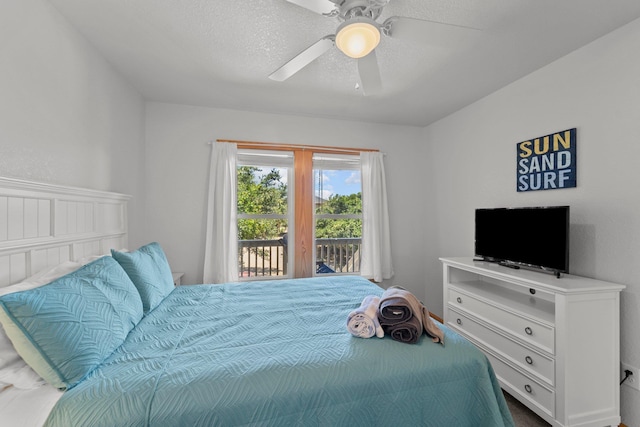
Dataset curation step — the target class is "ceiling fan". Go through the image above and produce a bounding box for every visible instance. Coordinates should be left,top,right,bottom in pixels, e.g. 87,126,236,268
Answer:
269,0,479,95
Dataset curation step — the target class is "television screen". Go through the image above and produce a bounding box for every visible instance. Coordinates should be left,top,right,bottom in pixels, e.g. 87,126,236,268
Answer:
475,206,569,274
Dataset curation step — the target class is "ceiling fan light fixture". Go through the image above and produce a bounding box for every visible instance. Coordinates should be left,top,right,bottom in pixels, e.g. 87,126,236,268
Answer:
335,17,380,59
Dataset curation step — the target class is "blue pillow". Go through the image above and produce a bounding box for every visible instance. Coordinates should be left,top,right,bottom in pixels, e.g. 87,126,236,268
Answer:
111,242,174,314
0,256,143,390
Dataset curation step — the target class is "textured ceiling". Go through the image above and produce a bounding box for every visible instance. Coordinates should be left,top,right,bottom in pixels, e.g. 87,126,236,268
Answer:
47,0,640,127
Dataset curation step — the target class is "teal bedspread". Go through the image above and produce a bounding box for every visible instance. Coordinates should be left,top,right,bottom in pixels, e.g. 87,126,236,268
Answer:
44,276,514,426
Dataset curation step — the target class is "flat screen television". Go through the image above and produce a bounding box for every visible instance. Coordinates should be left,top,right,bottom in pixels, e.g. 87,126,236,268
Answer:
474,206,570,276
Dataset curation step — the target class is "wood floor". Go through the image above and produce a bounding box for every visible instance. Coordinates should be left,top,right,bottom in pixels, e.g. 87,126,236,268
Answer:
503,391,550,427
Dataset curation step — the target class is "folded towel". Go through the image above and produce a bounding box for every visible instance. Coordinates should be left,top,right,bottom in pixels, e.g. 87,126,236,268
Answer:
346,295,384,338
378,286,444,345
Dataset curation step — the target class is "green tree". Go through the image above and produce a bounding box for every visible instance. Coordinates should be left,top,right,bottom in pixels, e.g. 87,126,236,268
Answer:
236,168,362,240
315,193,362,239
237,166,287,240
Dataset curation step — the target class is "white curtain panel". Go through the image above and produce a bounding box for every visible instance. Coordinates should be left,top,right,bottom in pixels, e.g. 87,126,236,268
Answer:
360,152,394,282
203,143,238,283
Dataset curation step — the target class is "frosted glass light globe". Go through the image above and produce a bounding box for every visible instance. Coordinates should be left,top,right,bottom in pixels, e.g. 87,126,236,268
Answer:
335,19,381,59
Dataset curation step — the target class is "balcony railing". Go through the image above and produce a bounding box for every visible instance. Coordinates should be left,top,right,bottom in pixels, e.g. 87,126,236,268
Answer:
315,238,361,274
238,239,286,278
238,237,362,278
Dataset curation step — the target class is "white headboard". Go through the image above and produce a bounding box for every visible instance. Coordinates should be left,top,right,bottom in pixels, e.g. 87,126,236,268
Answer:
0,177,130,288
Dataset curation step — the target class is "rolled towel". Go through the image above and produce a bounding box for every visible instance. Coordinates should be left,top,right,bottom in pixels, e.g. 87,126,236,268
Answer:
378,288,413,325
346,295,384,338
378,286,444,345
384,315,422,344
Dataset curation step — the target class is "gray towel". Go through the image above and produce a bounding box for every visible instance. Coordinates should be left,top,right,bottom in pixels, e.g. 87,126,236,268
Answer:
383,314,423,344
378,286,444,345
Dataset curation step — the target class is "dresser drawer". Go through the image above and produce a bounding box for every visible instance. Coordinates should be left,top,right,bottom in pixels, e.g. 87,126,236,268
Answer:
486,352,555,418
447,306,554,386
448,287,555,353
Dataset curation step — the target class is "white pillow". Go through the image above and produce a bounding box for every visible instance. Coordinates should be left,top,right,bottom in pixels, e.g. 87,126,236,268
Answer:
0,260,87,389
0,331,45,389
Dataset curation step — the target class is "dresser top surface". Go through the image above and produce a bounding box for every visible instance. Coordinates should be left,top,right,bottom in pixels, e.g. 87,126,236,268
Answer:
441,257,626,294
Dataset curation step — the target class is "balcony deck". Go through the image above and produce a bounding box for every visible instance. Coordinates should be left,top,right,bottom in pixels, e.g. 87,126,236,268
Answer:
238,237,361,278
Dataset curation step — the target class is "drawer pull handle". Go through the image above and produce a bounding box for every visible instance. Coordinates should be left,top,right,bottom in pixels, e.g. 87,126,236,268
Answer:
456,297,462,304
524,384,532,393
525,327,533,335
525,356,533,365
456,318,462,325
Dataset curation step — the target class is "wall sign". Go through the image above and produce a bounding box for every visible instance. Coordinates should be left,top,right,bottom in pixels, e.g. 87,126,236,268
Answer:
517,128,576,192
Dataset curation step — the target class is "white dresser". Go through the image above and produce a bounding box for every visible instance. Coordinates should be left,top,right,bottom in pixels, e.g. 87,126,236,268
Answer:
441,257,625,427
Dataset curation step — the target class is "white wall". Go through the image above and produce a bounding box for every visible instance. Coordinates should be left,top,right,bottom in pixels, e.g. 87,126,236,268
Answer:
423,17,640,425
144,103,432,299
6,0,638,421
0,0,146,247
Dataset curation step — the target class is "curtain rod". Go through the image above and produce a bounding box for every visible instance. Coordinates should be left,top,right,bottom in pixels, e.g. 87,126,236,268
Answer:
211,139,381,155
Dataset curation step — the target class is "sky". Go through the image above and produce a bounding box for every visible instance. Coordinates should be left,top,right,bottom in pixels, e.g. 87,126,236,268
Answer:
315,169,361,199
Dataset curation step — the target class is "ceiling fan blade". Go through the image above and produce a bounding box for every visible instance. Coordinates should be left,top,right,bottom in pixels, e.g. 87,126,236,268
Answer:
357,50,382,96
383,16,480,46
269,36,335,82
283,0,338,15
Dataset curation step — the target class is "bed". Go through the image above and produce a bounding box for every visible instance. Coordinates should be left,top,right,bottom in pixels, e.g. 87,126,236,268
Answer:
0,177,514,426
